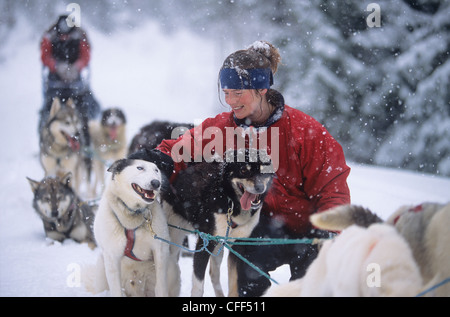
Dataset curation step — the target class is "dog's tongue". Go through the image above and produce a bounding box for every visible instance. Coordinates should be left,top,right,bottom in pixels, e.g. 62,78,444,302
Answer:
240,191,258,210
109,126,118,141
69,137,80,151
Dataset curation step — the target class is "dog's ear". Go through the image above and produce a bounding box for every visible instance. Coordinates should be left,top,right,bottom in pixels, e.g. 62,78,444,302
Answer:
60,172,72,187
310,205,383,231
49,97,62,119
26,177,40,194
128,149,174,179
107,159,131,179
114,108,126,124
66,98,76,110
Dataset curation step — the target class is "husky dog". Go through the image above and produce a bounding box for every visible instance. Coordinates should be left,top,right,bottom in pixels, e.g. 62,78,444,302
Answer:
39,97,89,194
128,120,193,155
264,222,423,297
27,172,96,247
310,203,450,296
89,108,127,195
166,149,274,297
92,159,174,297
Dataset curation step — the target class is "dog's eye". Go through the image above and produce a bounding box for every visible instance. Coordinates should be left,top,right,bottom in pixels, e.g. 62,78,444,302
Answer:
137,166,144,171
154,168,159,173
240,166,250,175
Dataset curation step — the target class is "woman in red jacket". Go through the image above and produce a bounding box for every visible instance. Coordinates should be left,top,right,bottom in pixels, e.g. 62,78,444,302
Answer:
136,41,351,296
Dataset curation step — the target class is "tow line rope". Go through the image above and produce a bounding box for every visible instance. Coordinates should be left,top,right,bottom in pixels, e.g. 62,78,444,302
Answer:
151,220,326,286
151,222,450,294
415,277,450,297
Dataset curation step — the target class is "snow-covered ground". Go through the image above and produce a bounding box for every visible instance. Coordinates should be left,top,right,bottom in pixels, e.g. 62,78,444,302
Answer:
0,20,449,297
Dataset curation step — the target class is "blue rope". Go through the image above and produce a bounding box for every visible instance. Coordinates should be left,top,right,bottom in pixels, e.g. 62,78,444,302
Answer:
416,277,450,297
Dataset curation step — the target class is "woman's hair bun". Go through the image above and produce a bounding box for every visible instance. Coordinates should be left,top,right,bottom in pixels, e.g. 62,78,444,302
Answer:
246,41,281,74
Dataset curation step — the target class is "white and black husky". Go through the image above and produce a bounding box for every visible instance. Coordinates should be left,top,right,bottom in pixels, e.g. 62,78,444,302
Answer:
27,172,96,247
167,149,274,297
91,159,177,297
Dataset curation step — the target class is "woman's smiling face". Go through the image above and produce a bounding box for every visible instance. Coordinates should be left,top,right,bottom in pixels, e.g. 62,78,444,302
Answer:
223,89,268,122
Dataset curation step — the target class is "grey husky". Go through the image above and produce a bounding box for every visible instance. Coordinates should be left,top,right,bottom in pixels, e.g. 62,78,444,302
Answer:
27,172,96,248
39,97,90,194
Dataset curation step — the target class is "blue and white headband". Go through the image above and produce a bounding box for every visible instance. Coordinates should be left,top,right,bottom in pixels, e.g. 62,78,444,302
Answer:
220,68,273,90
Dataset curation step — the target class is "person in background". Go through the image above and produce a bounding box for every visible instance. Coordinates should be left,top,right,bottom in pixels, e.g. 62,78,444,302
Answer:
39,14,100,130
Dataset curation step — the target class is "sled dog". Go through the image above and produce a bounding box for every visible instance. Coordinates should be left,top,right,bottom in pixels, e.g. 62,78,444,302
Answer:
39,97,90,194
128,120,193,155
310,203,450,296
89,108,127,195
27,172,96,247
264,221,422,297
167,148,274,297
92,159,175,297
311,202,450,296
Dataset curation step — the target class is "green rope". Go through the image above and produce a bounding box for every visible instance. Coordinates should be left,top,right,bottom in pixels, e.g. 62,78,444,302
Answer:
223,242,279,285
214,236,325,246
165,224,450,296
161,223,327,287
167,224,325,247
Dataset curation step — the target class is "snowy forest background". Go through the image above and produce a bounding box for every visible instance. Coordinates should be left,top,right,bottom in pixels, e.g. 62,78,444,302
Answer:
1,0,449,177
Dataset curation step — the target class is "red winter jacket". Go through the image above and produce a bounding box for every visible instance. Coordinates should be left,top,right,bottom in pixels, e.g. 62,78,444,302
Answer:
40,28,90,73
157,103,351,235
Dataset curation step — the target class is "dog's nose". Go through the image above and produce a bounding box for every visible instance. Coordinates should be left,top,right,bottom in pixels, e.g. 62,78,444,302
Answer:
254,181,265,193
151,179,160,189
51,209,59,218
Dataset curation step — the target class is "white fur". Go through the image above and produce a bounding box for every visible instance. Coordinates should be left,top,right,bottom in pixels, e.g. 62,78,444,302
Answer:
87,159,176,297
387,202,450,296
265,224,423,297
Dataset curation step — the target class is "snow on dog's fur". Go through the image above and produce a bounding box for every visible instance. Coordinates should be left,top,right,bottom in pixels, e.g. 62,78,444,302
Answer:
265,205,423,297
84,159,178,297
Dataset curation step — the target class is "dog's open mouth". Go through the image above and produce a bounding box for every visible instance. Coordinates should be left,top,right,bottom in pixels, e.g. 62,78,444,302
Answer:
132,183,155,202
61,131,80,152
108,125,118,141
238,183,262,210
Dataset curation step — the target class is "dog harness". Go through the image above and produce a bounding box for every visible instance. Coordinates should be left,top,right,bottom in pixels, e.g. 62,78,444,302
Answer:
124,228,142,261
122,214,155,262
